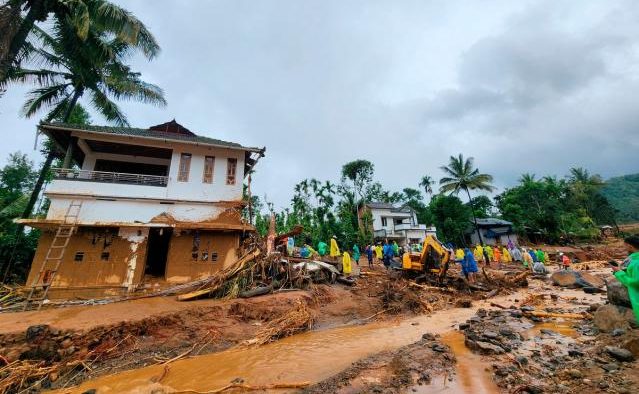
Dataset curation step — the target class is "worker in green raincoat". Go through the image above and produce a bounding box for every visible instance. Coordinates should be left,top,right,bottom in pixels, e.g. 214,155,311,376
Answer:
612,236,639,322
317,241,328,256
392,241,399,257
352,244,360,264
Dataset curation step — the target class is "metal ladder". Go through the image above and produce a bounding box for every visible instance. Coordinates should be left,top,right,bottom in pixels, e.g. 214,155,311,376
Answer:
23,201,83,311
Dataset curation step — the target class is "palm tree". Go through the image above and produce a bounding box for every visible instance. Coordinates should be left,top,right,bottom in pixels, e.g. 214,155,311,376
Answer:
518,173,537,186
7,21,165,219
439,154,495,244
1,0,158,80
419,175,434,200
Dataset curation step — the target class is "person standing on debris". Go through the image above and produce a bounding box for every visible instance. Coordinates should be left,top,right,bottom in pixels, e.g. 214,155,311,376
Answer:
522,248,533,268
501,246,512,263
462,248,478,283
383,240,393,269
375,243,383,263
455,248,465,263
561,253,571,270
485,245,494,262
318,240,328,257
474,244,484,264
528,249,538,263
612,236,639,322
536,249,546,264
353,244,361,265
330,236,341,258
342,251,352,275
392,241,399,257
510,246,523,262
366,245,374,267
493,246,501,265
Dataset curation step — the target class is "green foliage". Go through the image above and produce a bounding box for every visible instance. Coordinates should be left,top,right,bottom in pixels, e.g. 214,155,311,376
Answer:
439,154,495,195
495,169,613,242
600,174,639,224
428,194,471,246
468,195,493,219
0,153,41,282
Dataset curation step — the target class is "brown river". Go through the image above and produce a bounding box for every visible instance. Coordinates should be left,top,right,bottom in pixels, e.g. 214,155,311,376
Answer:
55,287,597,394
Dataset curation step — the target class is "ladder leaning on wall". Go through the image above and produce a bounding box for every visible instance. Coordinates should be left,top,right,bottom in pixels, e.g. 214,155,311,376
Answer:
23,201,83,311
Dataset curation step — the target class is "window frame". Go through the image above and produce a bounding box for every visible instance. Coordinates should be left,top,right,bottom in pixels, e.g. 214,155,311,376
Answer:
226,158,237,185
203,156,215,184
177,153,192,182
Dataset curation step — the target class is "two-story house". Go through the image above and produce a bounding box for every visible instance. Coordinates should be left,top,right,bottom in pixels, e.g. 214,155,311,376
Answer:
19,120,264,299
361,202,435,246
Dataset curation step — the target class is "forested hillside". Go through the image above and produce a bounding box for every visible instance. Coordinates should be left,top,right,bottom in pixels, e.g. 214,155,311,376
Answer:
602,174,639,223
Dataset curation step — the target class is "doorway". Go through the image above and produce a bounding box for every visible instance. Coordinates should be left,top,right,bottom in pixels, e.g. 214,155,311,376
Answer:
145,228,172,278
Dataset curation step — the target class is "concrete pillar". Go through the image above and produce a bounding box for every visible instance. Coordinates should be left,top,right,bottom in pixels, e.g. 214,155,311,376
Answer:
62,137,78,169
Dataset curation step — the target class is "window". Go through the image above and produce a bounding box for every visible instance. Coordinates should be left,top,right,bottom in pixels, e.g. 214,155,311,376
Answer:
381,217,387,227
74,252,84,262
211,252,218,262
100,252,110,261
226,158,237,185
178,153,192,182
203,156,215,183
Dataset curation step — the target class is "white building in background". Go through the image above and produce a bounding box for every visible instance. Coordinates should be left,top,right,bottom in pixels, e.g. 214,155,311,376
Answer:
20,120,264,298
361,202,435,246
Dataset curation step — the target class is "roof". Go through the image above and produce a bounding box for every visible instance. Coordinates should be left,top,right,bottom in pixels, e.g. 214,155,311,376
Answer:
474,218,513,227
365,202,396,210
39,121,264,153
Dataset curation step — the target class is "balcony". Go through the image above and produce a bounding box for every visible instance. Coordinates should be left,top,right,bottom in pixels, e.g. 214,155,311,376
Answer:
52,168,168,187
394,223,427,232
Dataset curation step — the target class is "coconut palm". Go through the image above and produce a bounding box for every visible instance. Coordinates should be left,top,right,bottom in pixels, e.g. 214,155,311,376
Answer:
1,0,158,80
419,175,434,199
439,154,495,244
7,21,165,219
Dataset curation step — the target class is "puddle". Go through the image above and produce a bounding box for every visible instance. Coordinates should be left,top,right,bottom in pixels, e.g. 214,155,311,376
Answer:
522,321,579,339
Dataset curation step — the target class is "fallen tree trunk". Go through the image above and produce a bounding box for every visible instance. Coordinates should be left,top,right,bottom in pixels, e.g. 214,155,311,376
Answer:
523,311,589,320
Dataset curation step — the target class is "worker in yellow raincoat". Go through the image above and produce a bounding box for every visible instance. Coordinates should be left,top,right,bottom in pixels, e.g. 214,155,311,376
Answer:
330,236,341,257
375,244,383,262
474,245,484,264
342,251,352,275
455,248,465,262
485,245,494,262
501,247,512,263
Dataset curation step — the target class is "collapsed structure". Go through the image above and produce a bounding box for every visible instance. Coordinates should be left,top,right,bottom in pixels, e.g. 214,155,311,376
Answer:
20,120,265,299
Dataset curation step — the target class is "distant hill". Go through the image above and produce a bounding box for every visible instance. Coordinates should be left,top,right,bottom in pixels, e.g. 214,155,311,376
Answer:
602,174,639,224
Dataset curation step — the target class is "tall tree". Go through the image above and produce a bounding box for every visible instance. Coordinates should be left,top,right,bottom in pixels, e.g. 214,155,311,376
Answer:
1,0,159,81
439,154,495,244
341,160,374,229
419,175,434,199
7,19,165,219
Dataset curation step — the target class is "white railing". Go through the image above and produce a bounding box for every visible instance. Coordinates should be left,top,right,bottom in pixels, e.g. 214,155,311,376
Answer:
52,168,168,187
394,223,427,231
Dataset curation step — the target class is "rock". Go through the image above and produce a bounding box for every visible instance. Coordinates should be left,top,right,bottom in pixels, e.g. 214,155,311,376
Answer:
25,325,50,342
458,323,470,330
476,309,487,318
601,363,619,372
422,333,436,341
623,338,639,357
582,287,605,294
431,344,447,353
540,329,557,336
510,310,523,318
611,328,626,337
552,270,580,287
589,303,602,312
60,338,73,349
469,317,481,324
474,341,505,354
81,390,97,394
607,280,632,308
483,331,499,340
567,369,582,379
582,378,592,384
499,327,516,338
577,272,605,288
593,305,636,332
598,381,610,390
605,346,635,362
515,355,528,365
521,306,535,312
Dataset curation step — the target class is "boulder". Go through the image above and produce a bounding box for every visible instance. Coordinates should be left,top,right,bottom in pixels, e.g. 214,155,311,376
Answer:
25,325,50,342
593,304,636,332
623,338,639,357
607,279,632,308
551,270,580,287
605,346,634,362
471,340,505,354
576,272,605,288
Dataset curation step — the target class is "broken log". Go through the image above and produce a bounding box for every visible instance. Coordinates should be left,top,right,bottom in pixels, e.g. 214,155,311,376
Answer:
175,381,311,394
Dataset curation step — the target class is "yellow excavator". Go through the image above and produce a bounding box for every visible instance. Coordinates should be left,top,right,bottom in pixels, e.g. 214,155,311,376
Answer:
401,235,452,284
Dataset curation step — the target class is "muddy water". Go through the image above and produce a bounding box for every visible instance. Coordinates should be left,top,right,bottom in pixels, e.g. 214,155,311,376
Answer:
57,294,524,394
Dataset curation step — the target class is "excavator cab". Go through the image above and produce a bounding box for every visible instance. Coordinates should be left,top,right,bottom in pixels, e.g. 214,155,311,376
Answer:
402,235,452,282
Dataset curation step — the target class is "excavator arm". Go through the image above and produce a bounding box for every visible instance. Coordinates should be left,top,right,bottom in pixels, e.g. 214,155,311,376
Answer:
402,235,452,281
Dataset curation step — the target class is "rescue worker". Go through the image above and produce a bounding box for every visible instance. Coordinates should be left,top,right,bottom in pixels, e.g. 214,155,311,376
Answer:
462,248,478,283
485,245,494,262
474,244,484,264
561,253,571,270
536,249,546,264
502,247,512,263
383,240,393,268
342,251,352,275
493,246,501,264
612,236,639,322
455,248,465,263
330,236,340,258
392,241,399,257
375,243,383,262
317,241,328,257
353,244,361,265
522,248,533,268
366,245,374,267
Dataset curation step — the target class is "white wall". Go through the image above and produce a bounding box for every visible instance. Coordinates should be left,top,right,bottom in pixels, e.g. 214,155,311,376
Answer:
369,208,418,233
46,196,228,223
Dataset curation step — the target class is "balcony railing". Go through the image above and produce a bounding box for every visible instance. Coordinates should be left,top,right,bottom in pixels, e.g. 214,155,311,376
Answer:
52,168,168,187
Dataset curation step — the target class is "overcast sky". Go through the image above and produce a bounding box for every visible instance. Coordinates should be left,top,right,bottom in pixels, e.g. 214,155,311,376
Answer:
1,0,638,209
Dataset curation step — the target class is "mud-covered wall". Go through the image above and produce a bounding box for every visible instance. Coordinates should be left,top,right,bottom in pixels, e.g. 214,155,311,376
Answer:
26,227,148,292
165,230,239,283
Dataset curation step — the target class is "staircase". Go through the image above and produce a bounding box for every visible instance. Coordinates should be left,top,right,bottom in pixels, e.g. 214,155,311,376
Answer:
23,201,83,311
